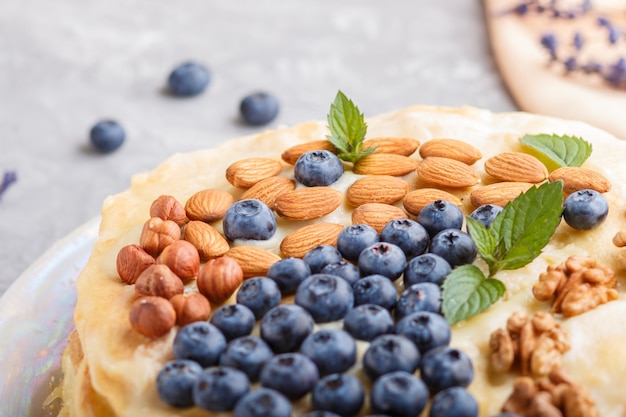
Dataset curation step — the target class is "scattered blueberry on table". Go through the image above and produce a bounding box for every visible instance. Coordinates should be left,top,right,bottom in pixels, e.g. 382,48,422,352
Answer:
167,61,211,97
239,91,280,126
89,120,125,153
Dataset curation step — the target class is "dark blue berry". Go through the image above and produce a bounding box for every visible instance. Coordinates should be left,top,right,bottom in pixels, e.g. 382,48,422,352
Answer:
380,219,429,259
363,334,421,380
417,200,463,237
295,274,354,323
233,388,291,417
210,304,255,341
321,261,360,285
352,274,397,310
222,199,276,241
396,282,442,319
420,346,474,393
312,373,365,417
193,366,250,412
343,304,394,341
300,329,357,376
403,253,452,287
370,371,429,417
219,336,274,382
303,412,343,417
303,245,344,274
266,257,312,295
236,277,281,319
429,229,477,268
260,304,314,353
294,150,344,187
468,204,503,228
394,311,451,354
429,387,478,417
336,224,380,262
358,242,406,281
156,359,203,408
562,189,609,230
167,61,210,97
260,352,320,400
240,91,280,126
89,120,125,153
173,322,227,367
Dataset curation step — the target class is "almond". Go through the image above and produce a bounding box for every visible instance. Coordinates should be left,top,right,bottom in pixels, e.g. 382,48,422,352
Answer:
363,137,420,156
351,203,408,233
470,182,534,207
183,221,230,261
281,140,337,165
274,187,343,221
280,223,344,258
346,175,410,207
484,152,548,183
185,188,233,223
403,188,463,216
224,246,281,278
417,157,479,188
419,139,482,165
353,154,419,176
240,176,296,207
548,167,611,195
226,158,283,188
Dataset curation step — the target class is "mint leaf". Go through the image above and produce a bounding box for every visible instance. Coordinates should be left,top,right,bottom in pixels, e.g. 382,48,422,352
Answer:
326,90,375,163
442,265,506,325
520,134,592,168
466,216,497,264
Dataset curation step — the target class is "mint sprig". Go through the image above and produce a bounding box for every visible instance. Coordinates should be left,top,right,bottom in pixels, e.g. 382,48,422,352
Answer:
520,134,592,169
442,181,563,324
326,91,376,163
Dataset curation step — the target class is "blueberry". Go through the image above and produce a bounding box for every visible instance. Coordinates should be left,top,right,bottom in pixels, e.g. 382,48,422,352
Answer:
89,120,125,153
193,366,250,411
300,329,357,376
363,334,421,380
266,257,312,294
222,199,277,241
469,204,503,228
294,150,344,187
358,242,406,281
336,224,380,262
233,388,291,417
240,91,280,126
173,322,227,367
352,274,397,310
312,373,365,417
321,261,360,285
420,346,474,393
295,274,354,323
219,336,274,382
380,219,429,259
394,311,451,354
260,304,314,353
395,283,442,319
417,200,464,237
167,61,210,97
260,352,320,400
343,304,394,341
562,189,609,230
236,277,281,319
403,253,452,287
303,411,343,417
210,304,255,341
303,245,344,274
370,371,429,417
429,229,477,268
156,359,203,408
429,387,478,417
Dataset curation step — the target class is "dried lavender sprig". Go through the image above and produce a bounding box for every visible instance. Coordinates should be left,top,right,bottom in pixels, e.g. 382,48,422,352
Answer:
504,0,592,18
540,33,559,60
0,171,17,200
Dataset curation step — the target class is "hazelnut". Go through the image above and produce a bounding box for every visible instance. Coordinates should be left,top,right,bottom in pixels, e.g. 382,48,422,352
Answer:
116,244,155,284
150,195,188,226
139,217,181,257
170,293,211,327
183,221,230,262
157,240,200,281
197,256,244,305
129,296,176,338
134,264,184,299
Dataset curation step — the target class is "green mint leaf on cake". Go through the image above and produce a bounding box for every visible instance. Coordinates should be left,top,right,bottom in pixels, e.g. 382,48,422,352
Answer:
520,133,592,169
326,90,376,163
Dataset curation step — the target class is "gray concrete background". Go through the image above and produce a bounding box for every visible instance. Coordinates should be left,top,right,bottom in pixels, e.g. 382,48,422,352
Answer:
0,0,515,296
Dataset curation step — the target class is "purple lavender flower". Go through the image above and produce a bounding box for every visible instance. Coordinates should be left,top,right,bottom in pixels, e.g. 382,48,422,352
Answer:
582,61,603,74
608,26,621,45
540,33,559,60
0,171,17,200
573,31,584,50
597,17,612,27
605,58,626,88
564,57,578,72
